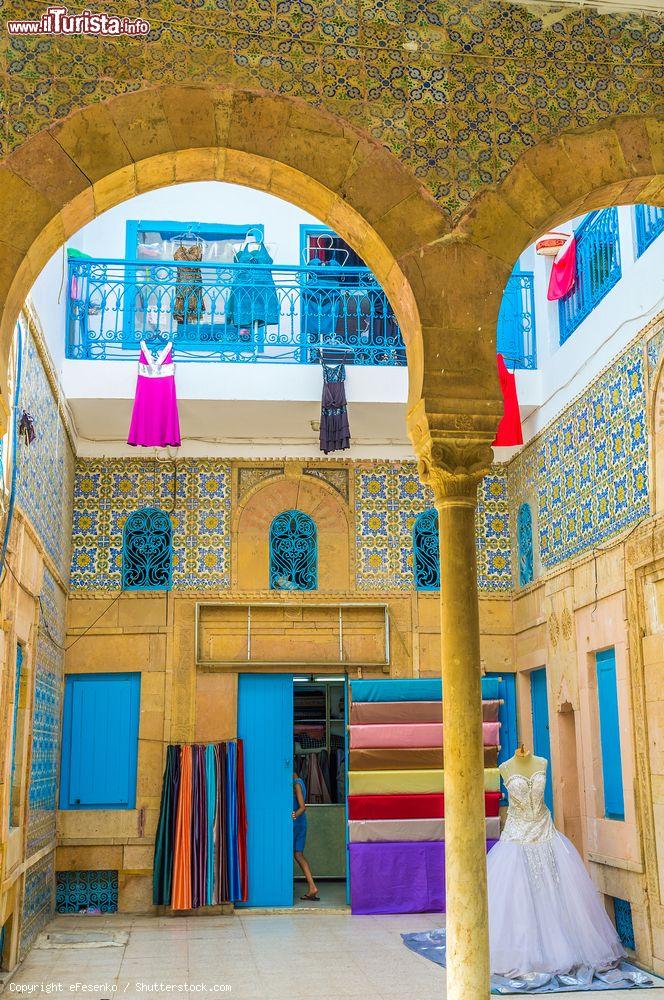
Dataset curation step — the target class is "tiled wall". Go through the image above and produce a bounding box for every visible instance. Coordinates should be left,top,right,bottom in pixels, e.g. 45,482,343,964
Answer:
70,458,512,593
508,331,660,579
19,853,54,960
27,569,66,857
16,325,75,582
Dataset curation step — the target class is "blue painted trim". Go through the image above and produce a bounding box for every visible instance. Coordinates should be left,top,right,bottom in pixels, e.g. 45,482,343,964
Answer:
59,673,141,810
530,668,554,814
9,644,23,827
634,205,664,258
595,647,625,821
559,208,621,344
496,269,537,370
486,672,518,806
299,224,334,264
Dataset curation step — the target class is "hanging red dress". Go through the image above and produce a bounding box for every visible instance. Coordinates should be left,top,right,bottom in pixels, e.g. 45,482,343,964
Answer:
493,353,523,446
547,233,576,301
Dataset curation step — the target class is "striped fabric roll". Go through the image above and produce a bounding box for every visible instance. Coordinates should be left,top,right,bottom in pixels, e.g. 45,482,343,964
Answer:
349,746,498,771
350,699,501,725
349,721,500,749
348,816,501,843
348,767,501,796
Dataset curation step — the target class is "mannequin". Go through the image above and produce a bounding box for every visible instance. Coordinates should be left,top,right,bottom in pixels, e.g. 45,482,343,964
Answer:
498,743,547,783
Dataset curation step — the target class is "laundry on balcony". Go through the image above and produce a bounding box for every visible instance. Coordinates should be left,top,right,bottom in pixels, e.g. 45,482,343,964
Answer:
226,237,279,331
173,241,206,324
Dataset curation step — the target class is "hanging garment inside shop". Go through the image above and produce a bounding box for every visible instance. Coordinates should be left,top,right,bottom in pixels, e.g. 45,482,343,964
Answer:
226,240,279,331
127,340,181,448
173,242,206,324
319,362,351,454
153,741,248,909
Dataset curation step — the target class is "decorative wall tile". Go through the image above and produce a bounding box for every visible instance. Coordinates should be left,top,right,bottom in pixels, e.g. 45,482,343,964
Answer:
27,569,66,856
15,322,75,582
20,853,54,960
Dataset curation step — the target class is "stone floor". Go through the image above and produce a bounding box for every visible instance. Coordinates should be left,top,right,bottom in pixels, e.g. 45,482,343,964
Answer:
6,913,664,1000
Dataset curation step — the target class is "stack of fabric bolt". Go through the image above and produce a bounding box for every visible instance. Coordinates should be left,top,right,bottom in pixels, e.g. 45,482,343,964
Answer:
347,677,501,914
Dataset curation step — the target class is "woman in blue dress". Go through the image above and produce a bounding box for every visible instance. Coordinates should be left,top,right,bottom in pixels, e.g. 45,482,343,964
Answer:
293,771,319,901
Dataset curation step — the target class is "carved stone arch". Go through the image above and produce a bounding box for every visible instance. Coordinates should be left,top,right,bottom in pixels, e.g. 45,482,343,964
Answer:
232,472,352,592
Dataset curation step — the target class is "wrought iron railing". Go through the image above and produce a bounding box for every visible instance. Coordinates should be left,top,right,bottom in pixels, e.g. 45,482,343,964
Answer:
635,204,664,258
559,208,621,344
66,257,407,365
496,270,536,370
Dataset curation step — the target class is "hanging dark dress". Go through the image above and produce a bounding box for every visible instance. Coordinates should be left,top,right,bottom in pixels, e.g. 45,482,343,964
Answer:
174,243,205,324
320,362,351,454
152,745,180,905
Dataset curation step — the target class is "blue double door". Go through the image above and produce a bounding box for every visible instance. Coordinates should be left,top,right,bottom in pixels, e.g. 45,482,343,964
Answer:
530,667,554,814
238,674,295,907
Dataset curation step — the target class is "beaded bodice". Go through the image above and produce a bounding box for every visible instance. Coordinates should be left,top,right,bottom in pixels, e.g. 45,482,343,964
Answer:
501,770,555,845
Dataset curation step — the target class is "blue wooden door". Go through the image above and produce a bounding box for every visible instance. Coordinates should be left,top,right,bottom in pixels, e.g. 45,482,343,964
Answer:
595,648,625,820
238,674,293,906
530,668,554,814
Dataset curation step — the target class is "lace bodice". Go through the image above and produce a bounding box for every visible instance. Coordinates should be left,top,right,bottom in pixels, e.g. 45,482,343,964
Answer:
501,770,555,845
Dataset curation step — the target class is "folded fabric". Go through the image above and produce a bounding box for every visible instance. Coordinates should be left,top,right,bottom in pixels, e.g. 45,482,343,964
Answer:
350,721,500,749
350,699,501,725
349,746,498,771
348,816,501,843
349,839,499,915
348,791,502,820
348,768,500,795
351,678,500,703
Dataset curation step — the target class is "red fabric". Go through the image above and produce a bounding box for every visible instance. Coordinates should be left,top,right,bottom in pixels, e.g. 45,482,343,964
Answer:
493,353,523,446
236,739,249,903
547,234,576,301
348,792,501,821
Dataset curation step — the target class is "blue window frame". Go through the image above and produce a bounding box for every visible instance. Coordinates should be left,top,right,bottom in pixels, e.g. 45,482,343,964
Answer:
634,205,664,258
269,510,317,591
559,209,621,344
413,509,440,590
122,507,173,591
497,269,536,370
60,673,141,810
595,647,625,821
517,502,534,587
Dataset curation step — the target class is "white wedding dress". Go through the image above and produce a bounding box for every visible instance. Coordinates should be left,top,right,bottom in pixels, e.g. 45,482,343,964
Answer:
488,769,625,978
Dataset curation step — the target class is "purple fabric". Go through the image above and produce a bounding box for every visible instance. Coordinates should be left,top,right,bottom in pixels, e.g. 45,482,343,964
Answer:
349,839,499,915
127,346,181,448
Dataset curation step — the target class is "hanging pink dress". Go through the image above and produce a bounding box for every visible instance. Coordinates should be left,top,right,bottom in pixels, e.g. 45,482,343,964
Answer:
128,341,181,448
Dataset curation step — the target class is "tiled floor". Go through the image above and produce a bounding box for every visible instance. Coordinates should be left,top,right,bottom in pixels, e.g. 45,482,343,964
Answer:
7,912,664,1000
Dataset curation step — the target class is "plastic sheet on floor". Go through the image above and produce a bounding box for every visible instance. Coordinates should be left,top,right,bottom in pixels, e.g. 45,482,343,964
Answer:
401,928,662,992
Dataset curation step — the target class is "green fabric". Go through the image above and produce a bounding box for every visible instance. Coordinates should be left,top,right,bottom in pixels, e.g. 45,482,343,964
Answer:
67,248,92,259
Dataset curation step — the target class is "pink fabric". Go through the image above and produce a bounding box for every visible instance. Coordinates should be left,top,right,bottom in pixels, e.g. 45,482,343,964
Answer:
128,346,181,448
547,233,576,301
349,721,500,749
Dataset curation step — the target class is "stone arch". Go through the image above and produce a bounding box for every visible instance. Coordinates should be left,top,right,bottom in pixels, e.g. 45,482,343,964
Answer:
649,345,664,514
233,472,352,592
0,85,442,414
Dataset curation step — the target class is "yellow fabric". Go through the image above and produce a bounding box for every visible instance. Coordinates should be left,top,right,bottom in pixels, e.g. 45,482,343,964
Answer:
348,768,500,795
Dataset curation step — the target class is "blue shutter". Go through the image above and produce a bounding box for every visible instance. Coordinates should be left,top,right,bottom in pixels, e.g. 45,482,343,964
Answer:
238,674,293,906
530,668,554,814
60,673,140,810
486,672,518,806
595,648,625,821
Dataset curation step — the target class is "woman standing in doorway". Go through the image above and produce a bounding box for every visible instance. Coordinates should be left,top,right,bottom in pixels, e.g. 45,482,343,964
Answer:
293,771,319,901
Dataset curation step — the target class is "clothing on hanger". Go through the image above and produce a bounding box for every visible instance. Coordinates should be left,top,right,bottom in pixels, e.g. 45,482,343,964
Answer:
128,340,181,448
320,362,351,454
174,242,205,324
226,241,279,329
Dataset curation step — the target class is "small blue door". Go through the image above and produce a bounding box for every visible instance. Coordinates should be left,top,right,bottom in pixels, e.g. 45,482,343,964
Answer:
238,674,293,906
530,668,554,814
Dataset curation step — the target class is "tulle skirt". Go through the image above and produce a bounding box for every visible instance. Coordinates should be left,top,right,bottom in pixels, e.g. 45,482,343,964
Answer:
487,832,625,978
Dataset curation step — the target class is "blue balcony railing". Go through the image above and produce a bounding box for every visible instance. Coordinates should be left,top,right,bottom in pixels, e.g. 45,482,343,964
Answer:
635,204,664,258
66,257,406,365
559,208,621,345
496,270,536,370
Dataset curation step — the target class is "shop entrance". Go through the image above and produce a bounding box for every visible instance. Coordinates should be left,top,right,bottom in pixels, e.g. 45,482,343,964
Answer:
237,672,349,908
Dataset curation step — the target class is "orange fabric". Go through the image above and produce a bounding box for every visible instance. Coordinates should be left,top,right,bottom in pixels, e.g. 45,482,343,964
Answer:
171,745,192,910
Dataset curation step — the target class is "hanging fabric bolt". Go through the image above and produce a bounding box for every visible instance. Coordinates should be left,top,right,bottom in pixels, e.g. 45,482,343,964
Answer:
128,340,181,449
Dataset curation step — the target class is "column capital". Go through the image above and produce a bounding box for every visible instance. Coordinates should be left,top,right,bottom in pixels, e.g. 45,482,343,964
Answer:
408,399,495,503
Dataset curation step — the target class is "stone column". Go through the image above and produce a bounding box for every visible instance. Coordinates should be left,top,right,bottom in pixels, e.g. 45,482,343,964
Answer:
412,414,494,1000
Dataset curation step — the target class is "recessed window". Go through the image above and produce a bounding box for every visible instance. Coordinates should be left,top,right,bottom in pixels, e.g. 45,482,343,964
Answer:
122,507,173,591
269,510,317,591
413,509,440,591
517,502,534,587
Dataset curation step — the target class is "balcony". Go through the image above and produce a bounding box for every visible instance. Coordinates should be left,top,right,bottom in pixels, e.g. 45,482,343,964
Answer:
496,270,536,370
66,257,406,366
635,204,664,258
559,208,621,345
